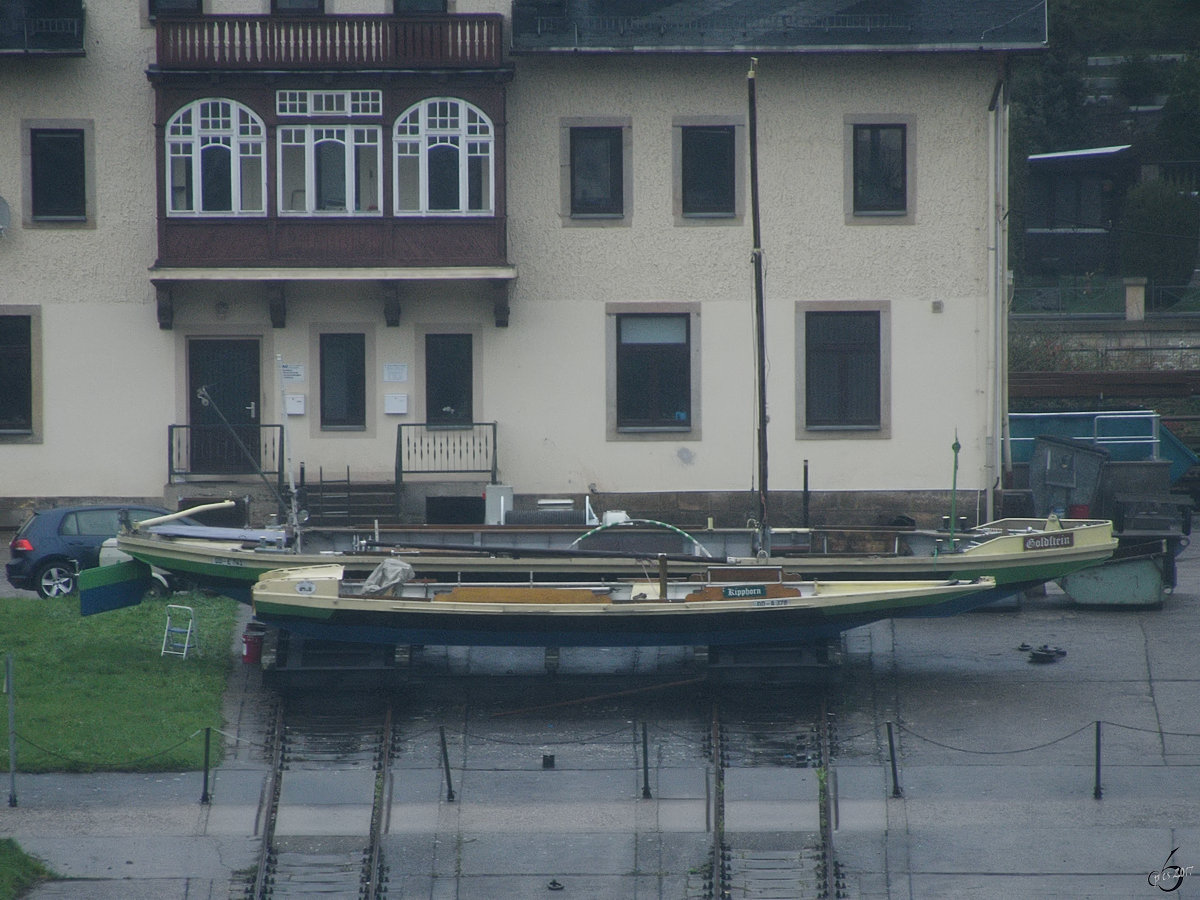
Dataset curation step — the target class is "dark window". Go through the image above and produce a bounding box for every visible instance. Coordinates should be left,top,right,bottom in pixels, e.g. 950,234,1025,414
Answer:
0,316,32,434
320,333,366,429
681,125,734,216
425,334,473,426
273,0,324,13
150,0,203,15
427,143,460,211
200,143,232,212
570,127,623,216
805,311,880,428
617,315,690,429
853,124,906,214
31,129,85,220
394,0,445,11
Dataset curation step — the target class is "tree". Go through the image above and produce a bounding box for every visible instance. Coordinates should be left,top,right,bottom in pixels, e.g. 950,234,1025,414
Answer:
1155,55,1200,161
1118,180,1200,286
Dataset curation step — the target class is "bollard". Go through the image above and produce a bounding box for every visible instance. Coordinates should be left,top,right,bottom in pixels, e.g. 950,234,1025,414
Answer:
440,726,455,802
886,721,902,797
1093,721,1102,800
641,722,652,799
7,654,16,808
200,726,211,804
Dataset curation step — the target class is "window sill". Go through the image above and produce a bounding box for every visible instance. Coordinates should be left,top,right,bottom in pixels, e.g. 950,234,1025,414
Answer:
806,424,881,431
0,431,41,444
617,425,691,433
167,212,268,219
28,216,90,228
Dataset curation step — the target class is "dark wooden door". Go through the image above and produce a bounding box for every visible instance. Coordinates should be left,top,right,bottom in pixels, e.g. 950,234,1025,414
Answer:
425,333,473,425
188,338,261,473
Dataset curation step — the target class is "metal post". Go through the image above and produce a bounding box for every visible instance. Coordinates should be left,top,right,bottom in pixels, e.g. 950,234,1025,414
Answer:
1093,720,1102,800
802,459,809,528
440,725,455,802
747,57,770,553
886,721,902,797
641,722,652,799
657,554,668,601
200,726,212,804
7,654,16,808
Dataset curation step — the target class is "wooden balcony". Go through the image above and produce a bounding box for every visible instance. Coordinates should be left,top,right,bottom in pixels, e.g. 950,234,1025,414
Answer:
156,217,508,269
154,14,503,71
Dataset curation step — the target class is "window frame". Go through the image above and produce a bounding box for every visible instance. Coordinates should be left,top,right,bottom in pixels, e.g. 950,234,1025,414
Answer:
844,115,916,225
393,98,495,217
319,332,368,431
0,307,42,443
795,301,891,439
673,116,744,226
606,303,701,440
149,0,202,17
166,99,268,218
272,0,324,14
23,119,94,228
394,0,446,12
560,117,631,225
278,125,383,216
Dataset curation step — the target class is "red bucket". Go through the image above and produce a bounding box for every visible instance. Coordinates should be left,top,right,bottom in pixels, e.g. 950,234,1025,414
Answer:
241,628,264,664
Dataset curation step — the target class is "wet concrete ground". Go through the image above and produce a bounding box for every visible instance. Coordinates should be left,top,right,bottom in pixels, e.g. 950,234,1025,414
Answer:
4,541,1200,898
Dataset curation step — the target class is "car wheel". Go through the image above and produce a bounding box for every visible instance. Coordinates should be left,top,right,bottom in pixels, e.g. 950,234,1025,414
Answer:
144,577,170,600
35,562,76,599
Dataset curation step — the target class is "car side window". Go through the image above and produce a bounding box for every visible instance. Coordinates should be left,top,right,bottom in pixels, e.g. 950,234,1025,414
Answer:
74,509,121,535
58,512,79,536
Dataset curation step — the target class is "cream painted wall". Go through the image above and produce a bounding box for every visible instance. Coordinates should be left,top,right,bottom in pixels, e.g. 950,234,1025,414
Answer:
496,53,1001,495
1,7,168,498
2,1,1006,505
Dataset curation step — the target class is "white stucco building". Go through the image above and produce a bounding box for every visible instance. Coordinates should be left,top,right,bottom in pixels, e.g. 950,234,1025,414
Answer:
0,0,1045,529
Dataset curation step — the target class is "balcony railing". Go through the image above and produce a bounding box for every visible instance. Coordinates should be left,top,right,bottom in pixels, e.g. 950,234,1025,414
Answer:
155,14,503,70
169,424,285,486
396,422,497,483
0,3,85,55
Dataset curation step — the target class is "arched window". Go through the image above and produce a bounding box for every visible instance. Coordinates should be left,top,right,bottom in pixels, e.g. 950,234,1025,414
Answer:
394,98,493,215
166,99,266,216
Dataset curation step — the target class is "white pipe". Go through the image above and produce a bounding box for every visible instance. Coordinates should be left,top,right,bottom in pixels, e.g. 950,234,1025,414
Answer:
134,500,236,528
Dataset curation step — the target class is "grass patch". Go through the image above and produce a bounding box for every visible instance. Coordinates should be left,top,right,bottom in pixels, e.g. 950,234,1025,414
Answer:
0,591,240,772
0,838,57,899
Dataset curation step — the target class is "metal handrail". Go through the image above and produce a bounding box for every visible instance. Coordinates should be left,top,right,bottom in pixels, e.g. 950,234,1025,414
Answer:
395,421,497,483
1009,410,1160,460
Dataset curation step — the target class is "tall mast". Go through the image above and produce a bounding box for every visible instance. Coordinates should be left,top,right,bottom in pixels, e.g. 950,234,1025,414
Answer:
748,58,770,554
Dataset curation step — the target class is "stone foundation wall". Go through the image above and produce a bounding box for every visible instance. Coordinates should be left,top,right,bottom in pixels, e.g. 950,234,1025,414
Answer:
2,486,996,534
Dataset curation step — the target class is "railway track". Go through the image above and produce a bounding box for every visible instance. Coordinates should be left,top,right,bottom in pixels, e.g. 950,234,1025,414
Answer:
236,651,846,899
243,695,394,899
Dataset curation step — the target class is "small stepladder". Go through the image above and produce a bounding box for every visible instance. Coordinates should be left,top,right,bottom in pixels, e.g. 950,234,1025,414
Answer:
162,604,199,659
